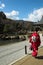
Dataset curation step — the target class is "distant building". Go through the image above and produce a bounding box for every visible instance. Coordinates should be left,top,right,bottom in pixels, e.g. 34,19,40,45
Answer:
33,16,43,31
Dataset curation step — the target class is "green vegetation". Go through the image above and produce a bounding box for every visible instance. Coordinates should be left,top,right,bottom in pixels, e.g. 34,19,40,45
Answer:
0,11,42,41
0,11,34,35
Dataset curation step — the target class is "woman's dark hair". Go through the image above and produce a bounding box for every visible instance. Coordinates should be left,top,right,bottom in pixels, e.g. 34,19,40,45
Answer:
35,27,39,32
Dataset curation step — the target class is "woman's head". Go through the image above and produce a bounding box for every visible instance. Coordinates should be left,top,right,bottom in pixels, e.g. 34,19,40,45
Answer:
35,27,39,32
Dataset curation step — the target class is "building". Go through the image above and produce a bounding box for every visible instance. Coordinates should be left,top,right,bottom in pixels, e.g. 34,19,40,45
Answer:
33,16,43,31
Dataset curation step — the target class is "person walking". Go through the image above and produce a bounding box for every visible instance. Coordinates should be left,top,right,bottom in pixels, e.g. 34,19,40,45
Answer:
29,28,41,57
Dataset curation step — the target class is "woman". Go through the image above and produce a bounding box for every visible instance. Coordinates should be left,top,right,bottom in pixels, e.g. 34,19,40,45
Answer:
29,28,41,57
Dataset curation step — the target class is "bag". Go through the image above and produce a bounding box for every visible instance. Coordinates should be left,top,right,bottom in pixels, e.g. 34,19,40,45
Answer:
32,51,38,57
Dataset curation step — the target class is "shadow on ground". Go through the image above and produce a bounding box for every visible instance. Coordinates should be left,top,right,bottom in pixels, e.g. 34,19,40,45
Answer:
36,56,43,59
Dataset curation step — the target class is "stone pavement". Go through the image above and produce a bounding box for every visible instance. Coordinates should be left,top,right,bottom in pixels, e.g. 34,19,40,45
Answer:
12,47,43,65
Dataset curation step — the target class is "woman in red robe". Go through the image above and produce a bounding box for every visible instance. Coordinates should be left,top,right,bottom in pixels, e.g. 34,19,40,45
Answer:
29,28,41,57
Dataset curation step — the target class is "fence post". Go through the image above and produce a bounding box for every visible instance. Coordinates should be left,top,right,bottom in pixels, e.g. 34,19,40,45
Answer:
25,45,27,54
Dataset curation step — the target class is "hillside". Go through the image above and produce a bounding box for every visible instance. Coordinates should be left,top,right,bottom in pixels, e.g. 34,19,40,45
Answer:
0,11,34,35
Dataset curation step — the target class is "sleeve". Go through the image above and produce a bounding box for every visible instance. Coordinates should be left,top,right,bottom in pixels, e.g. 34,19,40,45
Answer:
37,35,41,47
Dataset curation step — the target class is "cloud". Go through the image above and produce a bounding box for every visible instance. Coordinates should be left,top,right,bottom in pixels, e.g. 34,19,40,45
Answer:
0,3,5,9
5,10,19,20
23,8,43,22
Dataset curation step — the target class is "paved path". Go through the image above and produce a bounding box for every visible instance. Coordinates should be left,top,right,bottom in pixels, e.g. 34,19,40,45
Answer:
11,33,43,65
0,33,43,65
0,40,29,65
12,47,43,65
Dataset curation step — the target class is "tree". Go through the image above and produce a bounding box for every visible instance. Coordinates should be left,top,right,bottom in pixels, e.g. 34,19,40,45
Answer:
0,24,4,33
0,11,6,19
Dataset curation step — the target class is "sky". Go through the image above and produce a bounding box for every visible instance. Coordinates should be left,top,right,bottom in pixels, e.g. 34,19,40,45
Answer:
0,0,43,22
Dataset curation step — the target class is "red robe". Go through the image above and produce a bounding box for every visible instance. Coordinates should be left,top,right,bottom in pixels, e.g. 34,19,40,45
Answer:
29,32,41,57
